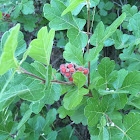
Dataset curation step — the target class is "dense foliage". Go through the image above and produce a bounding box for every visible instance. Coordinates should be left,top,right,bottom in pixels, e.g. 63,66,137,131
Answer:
0,0,140,139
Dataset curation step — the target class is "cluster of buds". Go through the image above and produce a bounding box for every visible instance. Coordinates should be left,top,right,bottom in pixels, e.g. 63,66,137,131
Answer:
60,63,89,82
2,13,10,18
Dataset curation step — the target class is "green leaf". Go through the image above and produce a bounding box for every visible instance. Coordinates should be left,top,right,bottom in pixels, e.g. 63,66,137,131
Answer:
90,13,126,56
29,26,55,66
17,109,32,129
121,71,140,95
67,28,88,48
21,0,35,15
128,94,140,109
63,43,84,66
73,71,86,88
70,103,87,125
113,94,127,109
1,30,26,57
11,4,22,18
0,11,2,19
122,4,138,21
110,112,140,140
46,65,52,87
90,21,104,46
84,95,115,127
17,15,38,32
128,13,140,38
57,125,77,140
47,131,58,140
113,69,128,89
30,101,45,114
98,57,115,79
43,83,61,105
57,106,75,119
43,109,57,135
63,87,89,110
0,70,16,111
61,0,85,16
0,24,20,75
43,0,78,30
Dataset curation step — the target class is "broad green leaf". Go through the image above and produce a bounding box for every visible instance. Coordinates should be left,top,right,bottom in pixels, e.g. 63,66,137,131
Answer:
0,11,2,19
90,13,126,60
43,0,78,30
63,43,84,66
110,112,140,140
0,24,20,75
17,109,32,129
21,1,35,15
17,15,38,32
29,26,55,66
121,71,140,94
90,21,104,47
31,61,47,78
104,1,114,11
43,83,61,105
47,131,58,140
73,71,86,88
57,125,77,140
1,30,26,57
43,109,57,135
128,94,140,109
11,4,22,18
21,62,46,79
70,103,87,125
67,28,88,48
0,124,11,140
20,102,29,116
61,0,85,16
128,13,140,38
84,95,115,127
113,69,128,89
30,101,45,114
103,13,126,42
0,70,16,111
123,112,140,139
63,87,89,110
122,4,138,21
98,57,115,79
57,106,75,119
99,127,109,140
113,94,128,109
119,48,140,71
9,77,45,101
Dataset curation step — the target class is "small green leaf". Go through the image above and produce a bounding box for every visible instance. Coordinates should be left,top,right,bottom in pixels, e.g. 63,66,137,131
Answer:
98,57,115,79
67,28,88,48
122,4,138,21
64,87,89,110
73,71,86,88
128,13,140,38
17,109,32,129
121,71,140,94
0,24,20,75
84,95,115,127
29,26,55,66
63,43,84,66
57,106,75,119
21,1,35,15
61,0,85,16
43,0,78,30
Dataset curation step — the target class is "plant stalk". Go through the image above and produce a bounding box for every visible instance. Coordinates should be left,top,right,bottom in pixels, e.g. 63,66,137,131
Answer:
86,0,92,96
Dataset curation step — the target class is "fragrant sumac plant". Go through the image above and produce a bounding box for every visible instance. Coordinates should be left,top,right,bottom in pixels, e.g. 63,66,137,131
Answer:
0,0,140,139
